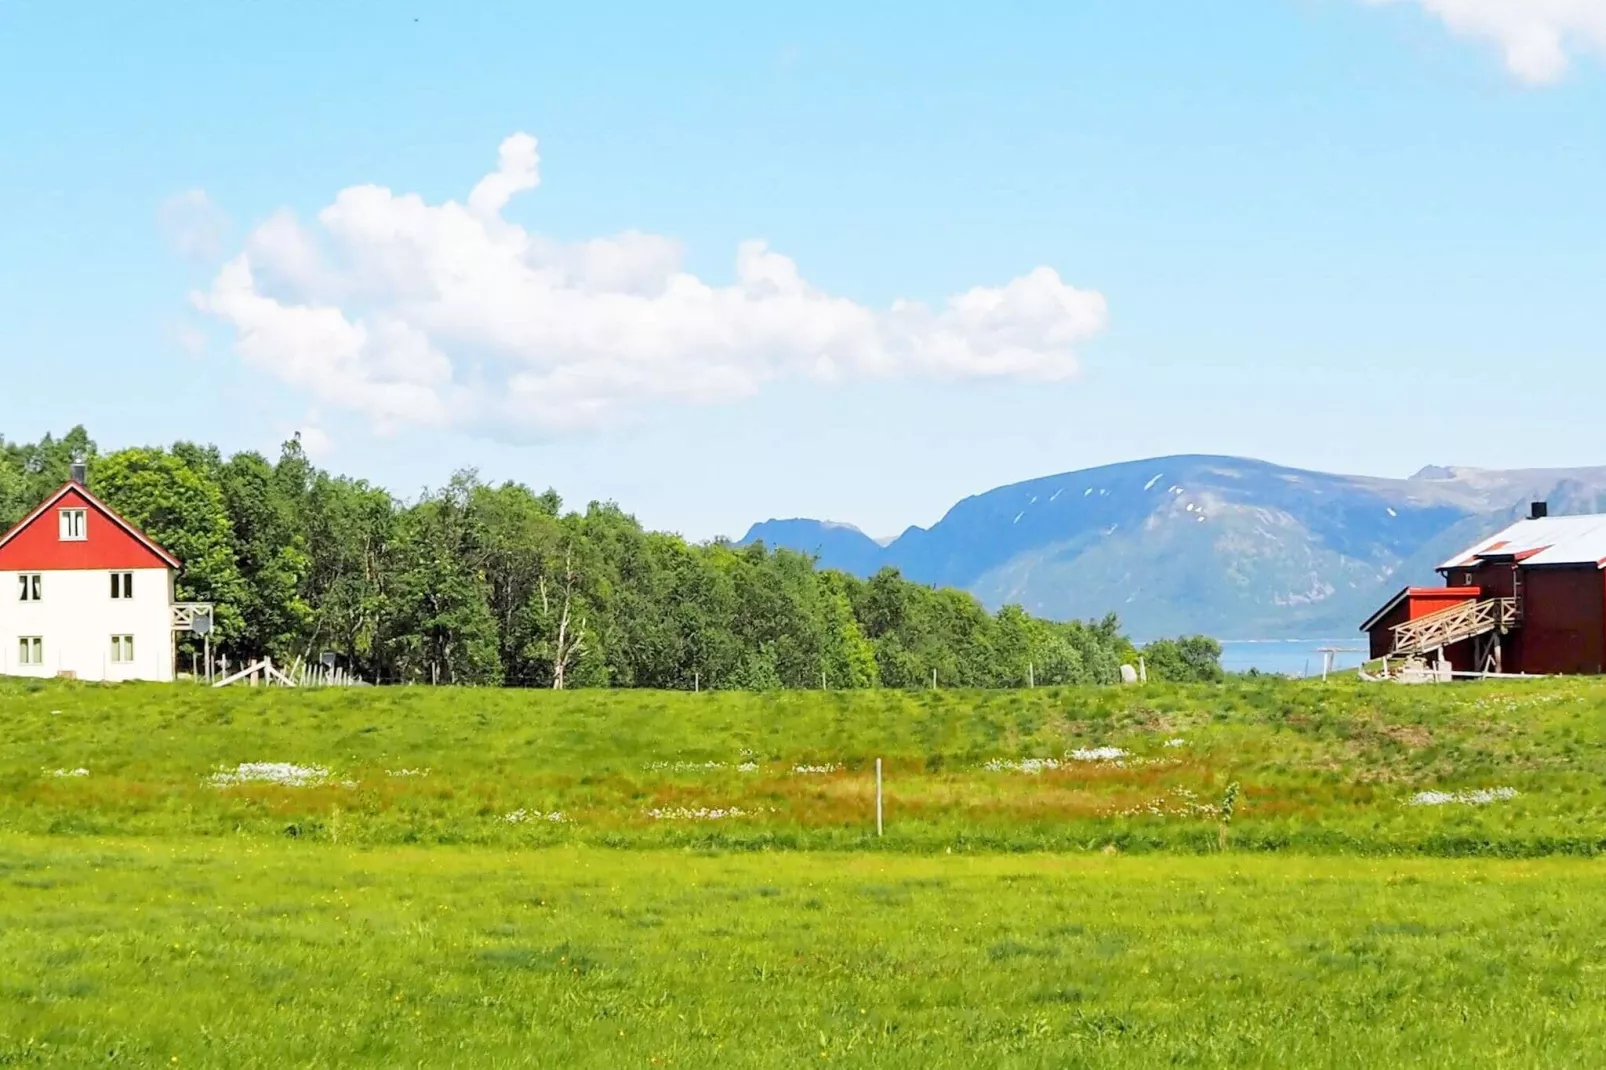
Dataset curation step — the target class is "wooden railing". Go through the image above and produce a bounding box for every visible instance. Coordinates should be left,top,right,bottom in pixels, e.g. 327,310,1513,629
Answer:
1391,597,1519,657
171,602,214,633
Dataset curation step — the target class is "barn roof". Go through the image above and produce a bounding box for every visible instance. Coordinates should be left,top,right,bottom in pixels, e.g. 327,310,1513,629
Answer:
1440,513,1606,571
1359,585,1481,633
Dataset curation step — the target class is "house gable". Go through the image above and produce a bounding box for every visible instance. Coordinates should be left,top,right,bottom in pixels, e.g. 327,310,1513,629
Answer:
0,485,180,572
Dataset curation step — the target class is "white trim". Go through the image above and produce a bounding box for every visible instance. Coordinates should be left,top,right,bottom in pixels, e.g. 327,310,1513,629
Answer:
58,508,87,541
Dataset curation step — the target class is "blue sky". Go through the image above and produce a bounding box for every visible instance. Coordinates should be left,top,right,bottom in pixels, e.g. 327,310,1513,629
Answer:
2,1,1604,540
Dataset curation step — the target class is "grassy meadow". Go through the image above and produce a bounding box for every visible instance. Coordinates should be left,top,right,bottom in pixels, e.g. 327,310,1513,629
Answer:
5,841,1606,1067
3,675,1605,853
5,675,1606,1065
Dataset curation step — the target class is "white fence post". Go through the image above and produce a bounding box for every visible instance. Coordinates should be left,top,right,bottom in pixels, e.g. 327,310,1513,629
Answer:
875,758,884,838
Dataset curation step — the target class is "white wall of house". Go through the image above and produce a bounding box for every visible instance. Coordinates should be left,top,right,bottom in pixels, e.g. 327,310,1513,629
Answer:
0,567,175,682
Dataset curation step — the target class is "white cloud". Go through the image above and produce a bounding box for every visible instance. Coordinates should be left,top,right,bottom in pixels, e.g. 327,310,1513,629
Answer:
1363,0,1606,83
194,134,1109,437
158,189,231,262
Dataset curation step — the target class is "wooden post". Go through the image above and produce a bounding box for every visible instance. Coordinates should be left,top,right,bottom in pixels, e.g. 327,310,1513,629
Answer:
694,671,699,693
1028,662,1034,689
875,758,883,838
931,668,937,690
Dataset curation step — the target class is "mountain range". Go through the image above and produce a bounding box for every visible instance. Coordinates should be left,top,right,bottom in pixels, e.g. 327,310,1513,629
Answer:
738,456,1606,640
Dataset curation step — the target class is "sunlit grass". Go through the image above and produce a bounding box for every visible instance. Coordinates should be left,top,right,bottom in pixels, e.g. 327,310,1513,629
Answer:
3,676,1605,853
5,678,1606,1064
3,838,1605,1067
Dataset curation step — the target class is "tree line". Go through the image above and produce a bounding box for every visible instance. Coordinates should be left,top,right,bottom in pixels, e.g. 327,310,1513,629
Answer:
1,428,1223,688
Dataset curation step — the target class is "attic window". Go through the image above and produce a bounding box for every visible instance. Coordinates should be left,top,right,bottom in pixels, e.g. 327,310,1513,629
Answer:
58,508,86,541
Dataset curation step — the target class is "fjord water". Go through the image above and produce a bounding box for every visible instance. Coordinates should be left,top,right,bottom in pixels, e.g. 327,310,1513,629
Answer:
1218,638,1367,677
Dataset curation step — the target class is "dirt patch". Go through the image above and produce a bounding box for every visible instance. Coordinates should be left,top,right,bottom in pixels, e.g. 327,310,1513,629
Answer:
1380,723,1433,750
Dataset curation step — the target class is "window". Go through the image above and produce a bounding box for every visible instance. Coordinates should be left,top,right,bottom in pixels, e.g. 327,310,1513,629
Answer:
110,635,135,664
17,637,42,666
111,572,133,599
18,574,41,602
59,508,86,541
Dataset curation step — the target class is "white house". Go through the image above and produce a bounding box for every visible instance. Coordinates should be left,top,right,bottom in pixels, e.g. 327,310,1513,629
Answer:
0,469,187,682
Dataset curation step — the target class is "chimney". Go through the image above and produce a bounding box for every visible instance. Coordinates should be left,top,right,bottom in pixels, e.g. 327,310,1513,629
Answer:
1530,501,1549,520
70,456,86,486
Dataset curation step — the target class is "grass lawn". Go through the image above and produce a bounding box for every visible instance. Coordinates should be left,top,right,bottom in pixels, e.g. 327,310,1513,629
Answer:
3,838,1605,1068
6,675,1606,853
6,676,1606,1065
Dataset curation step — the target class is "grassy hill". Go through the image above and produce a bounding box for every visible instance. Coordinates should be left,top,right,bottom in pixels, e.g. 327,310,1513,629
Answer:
7,678,1606,1066
6,675,1606,855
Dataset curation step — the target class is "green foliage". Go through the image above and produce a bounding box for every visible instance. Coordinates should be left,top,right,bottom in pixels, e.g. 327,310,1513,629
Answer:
0,425,95,528
218,449,311,659
91,446,249,642
1142,635,1226,683
0,428,1219,688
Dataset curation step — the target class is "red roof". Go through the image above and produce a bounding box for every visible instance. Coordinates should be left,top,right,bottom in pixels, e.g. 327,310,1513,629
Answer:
0,483,181,571
1359,586,1481,633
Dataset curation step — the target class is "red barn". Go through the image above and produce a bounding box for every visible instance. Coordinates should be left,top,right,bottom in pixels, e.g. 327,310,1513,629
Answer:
1362,503,1606,675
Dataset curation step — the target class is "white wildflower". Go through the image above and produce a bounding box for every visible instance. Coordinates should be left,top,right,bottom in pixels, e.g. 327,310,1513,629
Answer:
738,762,759,772
1068,747,1128,762
206,762,331,788
792,763,839,775
1164,738,1187,748
1116,786,1218,818
386,768,430,777
1409,787,1519,807
646,806,750,821
983,758,1060,774
503,809,567,823
46,767,89,778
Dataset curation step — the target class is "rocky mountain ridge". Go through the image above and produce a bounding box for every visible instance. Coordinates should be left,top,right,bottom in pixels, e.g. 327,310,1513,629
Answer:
739,456,1606,639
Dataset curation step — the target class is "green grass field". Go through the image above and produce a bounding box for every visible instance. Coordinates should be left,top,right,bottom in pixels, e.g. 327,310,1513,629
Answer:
6,840,1606,1067
4,675,1606,853
4,676,1606,1065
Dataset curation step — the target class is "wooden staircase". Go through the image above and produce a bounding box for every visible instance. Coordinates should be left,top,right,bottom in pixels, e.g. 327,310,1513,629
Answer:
1390,597,1520,658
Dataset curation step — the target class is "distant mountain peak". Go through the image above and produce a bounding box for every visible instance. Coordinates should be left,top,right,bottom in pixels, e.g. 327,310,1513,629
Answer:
739,453,1606,639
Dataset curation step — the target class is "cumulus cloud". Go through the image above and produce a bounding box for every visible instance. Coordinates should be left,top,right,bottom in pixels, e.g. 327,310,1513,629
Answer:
1363,0,1606,83
194,134,1109,436
159,189,231,262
